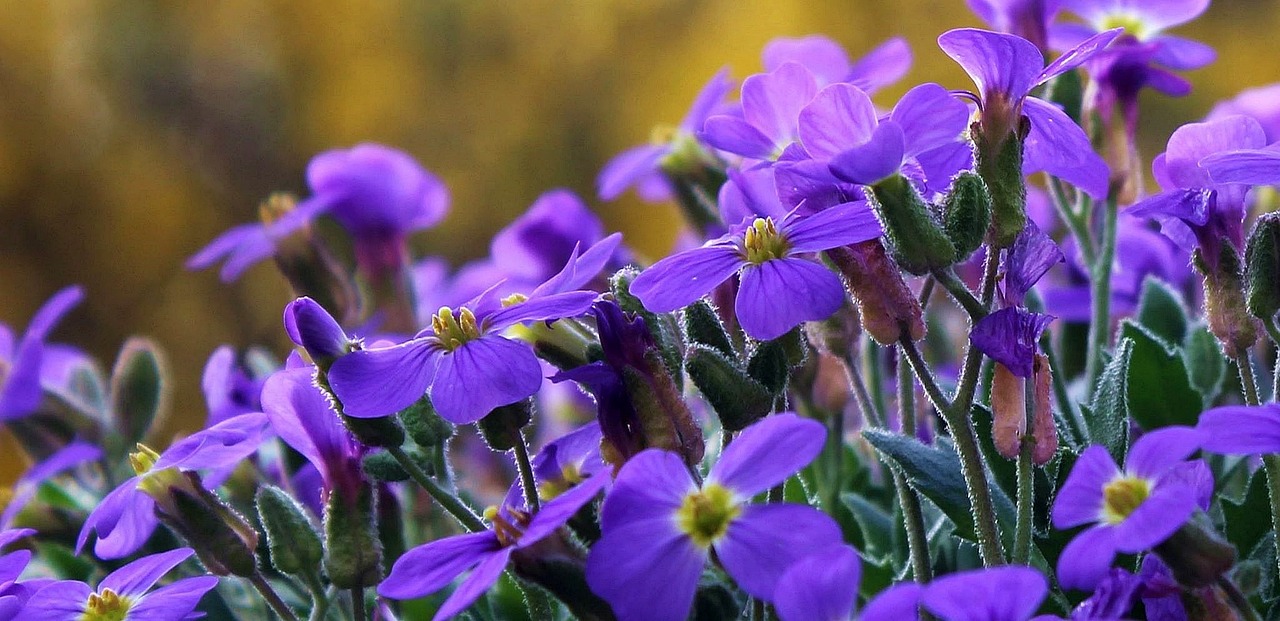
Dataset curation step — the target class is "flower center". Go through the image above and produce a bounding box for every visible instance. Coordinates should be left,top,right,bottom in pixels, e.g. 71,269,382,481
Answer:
256,192,298,225
675,483,741,548
431,307,482,352
82,588,131,621
742,218,789,264
483,505,530,547
128,444,162,476
1099,13,1149,39
1101,476,1152,524
537,463,584,501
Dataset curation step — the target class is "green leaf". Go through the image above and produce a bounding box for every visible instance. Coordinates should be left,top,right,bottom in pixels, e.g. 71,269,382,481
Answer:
861,429,1016,545
1224,467,1273,557
1119,321,1203,428
1087,337,1132,463
841,492,896,563
1135,276,1189,343
1183,324,1226,404
109,337,168,446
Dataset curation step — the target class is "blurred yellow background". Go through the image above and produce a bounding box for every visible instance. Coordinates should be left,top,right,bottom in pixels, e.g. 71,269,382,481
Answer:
1,0,1278,464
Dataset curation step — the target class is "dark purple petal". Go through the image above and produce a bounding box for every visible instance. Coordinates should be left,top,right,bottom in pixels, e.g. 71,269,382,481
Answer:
1124,426,1200,479
700,116,779,160
586,521,706,621
328,338,440,418
680,68,734,131
1052,445,1119,529
736,258,846,341
430,335,543,424
599,449,694,531
848,37,913,94
782,200,883,253
1057,526,1119,592
773,545,860,621
1151,36,1215,71
598,145,668,201
828,121,907,186
1202,149,1280,186
1197,404,1280,454
1035,28,1121,86
262,368,354,483
861,583,924,620
715,504,842,599
741,62,818,149
1110,484,1197,552
379,531,502,600
518,473,609,545
1022,97,1110,199
126,576,219,620
892,83,972,157
719,167,789,223
433,547,513,621
797,83,878,160
284,297,349,361
1004,220,1064,303
709,412,825,497
938,28,1044,99
629,245,744,313
762,36,851,86
1126,189,1213,227
92,492,159,560
969,308,1054,378
0,286,84,421
922,566,1048,621
100,548,194,599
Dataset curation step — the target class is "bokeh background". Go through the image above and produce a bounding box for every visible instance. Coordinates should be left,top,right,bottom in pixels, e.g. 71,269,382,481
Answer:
2,0,1278,456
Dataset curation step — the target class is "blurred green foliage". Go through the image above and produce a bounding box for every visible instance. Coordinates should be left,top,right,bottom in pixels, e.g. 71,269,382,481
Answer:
0,0,1277,465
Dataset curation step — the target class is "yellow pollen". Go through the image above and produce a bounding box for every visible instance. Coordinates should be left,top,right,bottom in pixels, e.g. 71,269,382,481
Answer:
502,293,529,307
650,124,680,146
484,505,529,547
256,192,298,226
675,483,741,548
430,307,482,352
1099,14,1149,39
742,217,789,264
537,463,585,501
82,588,131,621
128,444,162,476
1101,476,1152,524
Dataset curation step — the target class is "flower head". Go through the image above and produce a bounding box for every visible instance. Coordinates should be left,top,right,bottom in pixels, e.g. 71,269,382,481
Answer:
970,307,1055,378
21,548,217,620
0,286,84,422
921,566,1048,621
200,346,271,427
585,413,841,621
763,36,912,92
262,363,367,506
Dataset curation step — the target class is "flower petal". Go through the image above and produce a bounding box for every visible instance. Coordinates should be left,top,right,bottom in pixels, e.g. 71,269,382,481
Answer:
432,547,513,621
1197,404,1280,454
891,83,971,157
1126,189,1213,227
599,449,695,531
680,68,733,131
1023,97,1110,199
781,199,883,253
328,338,440,418
763,36,851,86
922,566,1047,621
378,531,502,600
797,83,878,160
1124,425,1201,479
1151,35,1215,71
126,576,220,621
773,545,861,621
716,504,842,599
710,413,825,497
742,62,818,148
430,336,543,424
586,521,706,621
518,473,610,545
1052,445,1120,529
861,583,924,620
598,145,667,201
1034,28,1121,86
1202,149,1280,186
16,580,91,619
736,258,846,341
938,28,1043,100
828,121,907,186
701,115,780,160
100,548,195,598
848,37,913,94
1057,526,1119,592
629,245,744,314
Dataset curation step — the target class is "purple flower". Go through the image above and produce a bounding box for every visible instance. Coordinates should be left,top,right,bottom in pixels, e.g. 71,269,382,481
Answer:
1128,115,1268,268
0,528,41,619
1052,0,1214,72
189,143,448,281
1195,404,1280,455
528,422,607,502
0,286,84,421
1,441,101,530
1051,426,1204,590
763,36,912,93
378,461,610,620
77,413,272,560
1210,83,1280,143
21,548,217,620
1003,221,1065,305
968,0,1061,50
970,307,1055,377
284,297,354,365
201,346,270,427
262,363,366,506
598,70,732,202
939,27,1119,199
629,202,881,340
585,413,841,621
328,236,616,423
922,566,1048,621
773,545,925,621
701,62,820,161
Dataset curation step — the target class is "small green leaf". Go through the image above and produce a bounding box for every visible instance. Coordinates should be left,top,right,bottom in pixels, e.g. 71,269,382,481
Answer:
1119,321,1202,428
109,337,168,446
1087,338,1132,463
1224,467,1273,557
841,492,895,562
1183,324,1226,404
1135,277,1189,343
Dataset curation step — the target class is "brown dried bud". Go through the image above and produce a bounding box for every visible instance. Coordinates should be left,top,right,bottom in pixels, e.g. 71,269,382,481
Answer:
826,240,925,345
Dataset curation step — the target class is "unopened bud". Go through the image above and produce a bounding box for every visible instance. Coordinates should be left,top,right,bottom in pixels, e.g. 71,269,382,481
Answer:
477,400,533,452
1196,245,1259,353
361,451,410,482
868,174,956,274
1245,212,1280,320
683,300,736,358
256,485,322,578
324,484,382,589
110,338,167,448
157,476,259,577
826,240,926,344
990,355,1056,465
284,297,354,372
398,396,454,448
942,172,993,261
685,345,773,431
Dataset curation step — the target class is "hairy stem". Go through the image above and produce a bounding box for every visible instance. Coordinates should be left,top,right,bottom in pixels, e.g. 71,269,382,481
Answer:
513,429,541,512
1083,197,1118,392
249,572,300,621
1012,376,1035,566
387,446,487,533
896,350,933,581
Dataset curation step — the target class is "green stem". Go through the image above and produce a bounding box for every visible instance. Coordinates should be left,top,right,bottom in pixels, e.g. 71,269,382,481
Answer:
387,446,486,533
1012,376,1035,566
931,268,987,319
1219,575,1262,621
842,351,885,428
513,430,541,512
1267,316,1280,401
824,397,845,518
1236,348,1280,583
896,351,932,582
1048,178,1097,266
898,338,953,415
249,572,301,621
350,587,366,621
1084,197,1118,392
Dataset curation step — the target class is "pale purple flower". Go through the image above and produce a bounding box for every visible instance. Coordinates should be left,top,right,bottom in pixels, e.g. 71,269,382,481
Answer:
201,346,270,427
21,548,217,620
922,566,1049,621
774,545,925,621
968,0,1062,50
701,62,820,161
585,413,841,621
0,286,84,421
1210,83,1280,143
1,441,101,530
1195,403,1280,455
763,36,912,92
1052,0,1214,72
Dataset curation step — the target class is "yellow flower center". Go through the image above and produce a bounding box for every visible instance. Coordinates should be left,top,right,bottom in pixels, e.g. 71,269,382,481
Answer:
537,463,585,501
128,444,161,476
431,307,482,352
82,588,131,621
650,124,680,146
675,483,741,548
1099,14,1150,39
483,505,530,547
256,192,298,226
1101,476,1152,524
742,218,789,264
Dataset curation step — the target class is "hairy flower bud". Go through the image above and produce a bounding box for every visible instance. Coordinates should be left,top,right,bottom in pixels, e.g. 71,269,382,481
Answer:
1196,245,1258,353
154,473,259,577
398,396,454,448
943,172,993,261
1153,519,1236,589
685,344,773,431
973,117,1030,248
1245,212,1280,320
477,399,533,452
324,484,382,589
868,174,957,274
256,485,323,578
826,240,926,344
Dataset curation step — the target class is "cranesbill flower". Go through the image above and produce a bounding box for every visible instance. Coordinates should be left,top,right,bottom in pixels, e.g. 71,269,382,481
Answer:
189,143,448,281
970,307,1055,378
328,236,616,423
1,441,101,530
939,27,1119,199
21,548,217,620
629,202,881,340
1051,426,1203,590
77,413,272,560
921,566,1048,621
378,460,609,620
773,545,925,621
763,36,912,93
0,286,84,421
262,363,366,506
585,413,841,621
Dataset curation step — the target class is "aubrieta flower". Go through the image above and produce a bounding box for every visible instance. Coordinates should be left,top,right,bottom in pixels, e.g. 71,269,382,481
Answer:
21,548,217,620
762,35,912,93
967,0,1061,50
585,413,842,621
921,566,1048,621
939,27,1119,199
1051,0,1214,74
528,421,607,502
701,62,820,161
598,70,732,202
77,413,272,559
970,308,1055,378
0,528,40,620
329,235,617,423
0,286,83,422
189,143,449,281
1,441,101,530
1195,403,1280,455
201,346,271,427
773,545,924,621
629,202,881,340
378,453,610,620
1051,426,1204,590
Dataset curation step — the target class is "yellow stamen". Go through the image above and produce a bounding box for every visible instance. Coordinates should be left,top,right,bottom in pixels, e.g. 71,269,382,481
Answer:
742,217,789,264
537,463,585,501
82,588,131,621
1100,476,1152,524
675,483,741,548
430,307,482,351
1099,14,1149,39
128,444,162,476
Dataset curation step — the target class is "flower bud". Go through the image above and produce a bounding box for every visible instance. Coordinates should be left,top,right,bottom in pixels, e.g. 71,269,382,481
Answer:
990,355,1056,465
826,240,926,344
109,338,167,449
685,344,774,431
659,131,728,234
256,485,323,578
284,297,354,372
324,484,382,589
610,267,684,385
747,330,805,395
942,172,993,261
398,396,454,448
973,118,1030,248
260,193,361,325
477,399,533,452
361,451,411,482
1196,245,1259,353
868,174,957,274
154,472,259,577
1245,212,1280,321
683,299,737,358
